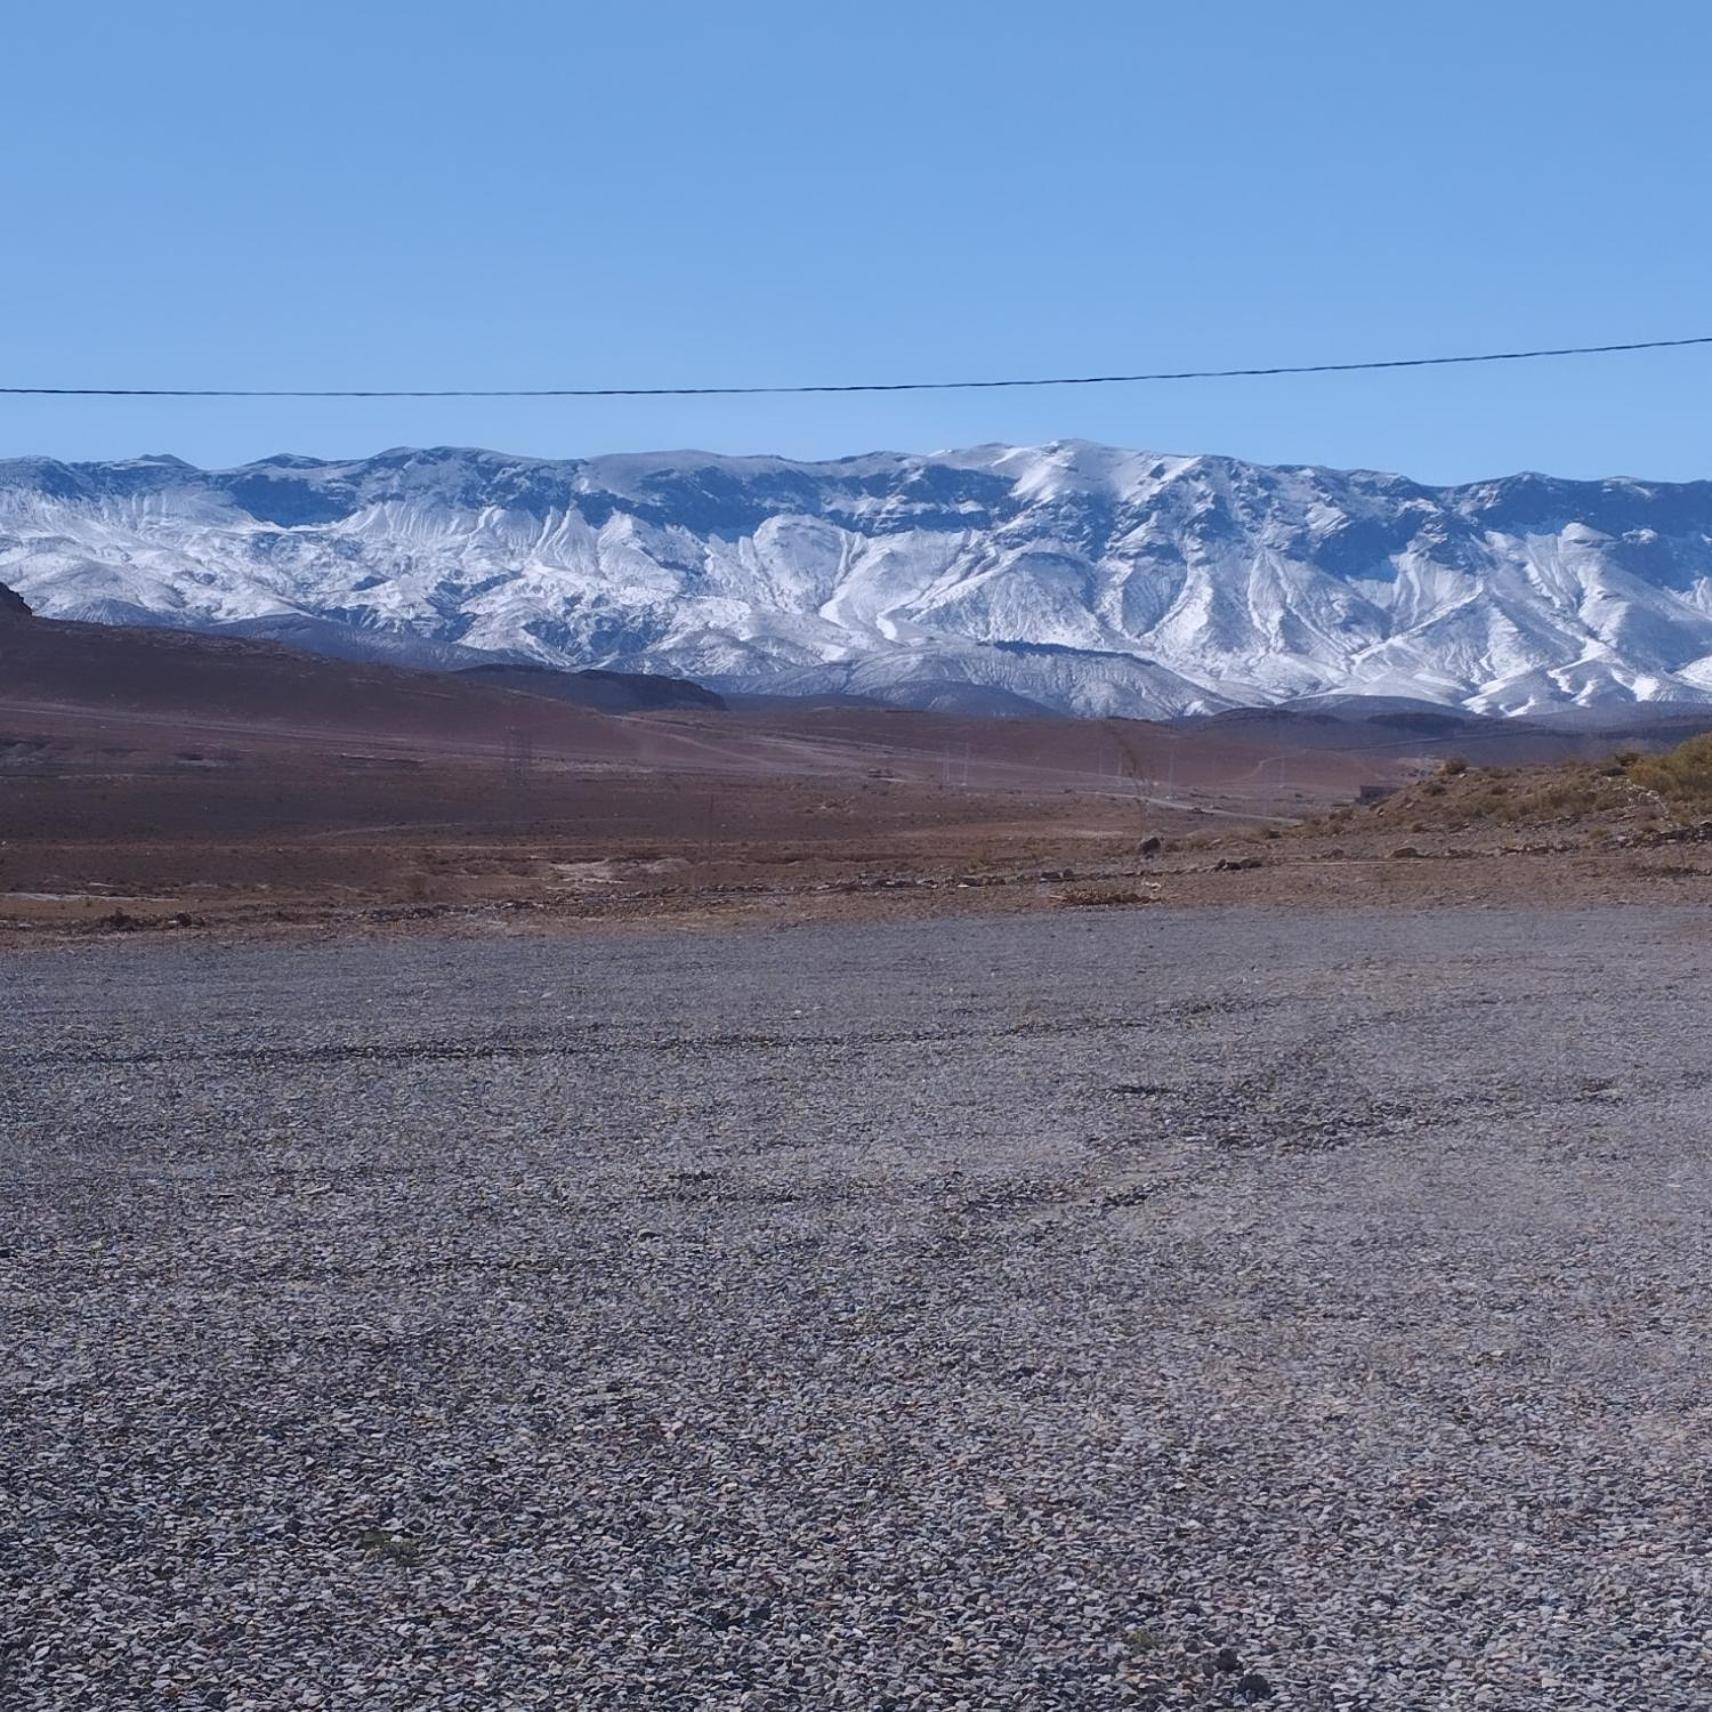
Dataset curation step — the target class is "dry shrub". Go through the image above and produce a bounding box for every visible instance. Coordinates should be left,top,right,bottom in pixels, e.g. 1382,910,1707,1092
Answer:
1627,733,1712,813
1057,883,1160,908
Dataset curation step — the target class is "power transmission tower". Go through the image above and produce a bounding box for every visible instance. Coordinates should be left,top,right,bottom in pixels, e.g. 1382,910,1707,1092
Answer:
504,727,533,827
1104,721,1156,865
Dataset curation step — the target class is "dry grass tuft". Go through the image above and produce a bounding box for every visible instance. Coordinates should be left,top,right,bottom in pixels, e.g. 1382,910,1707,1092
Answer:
1056,883,1161,908
1628,732,1712,813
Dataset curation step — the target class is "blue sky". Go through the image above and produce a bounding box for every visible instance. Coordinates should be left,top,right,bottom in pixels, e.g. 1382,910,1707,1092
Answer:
7,0,1710,482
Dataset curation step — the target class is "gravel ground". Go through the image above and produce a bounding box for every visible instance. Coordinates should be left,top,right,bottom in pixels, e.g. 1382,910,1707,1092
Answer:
3,906,1710,1710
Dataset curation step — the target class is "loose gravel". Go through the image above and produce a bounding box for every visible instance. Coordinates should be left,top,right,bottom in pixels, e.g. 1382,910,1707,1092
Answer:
3,906,1710,1709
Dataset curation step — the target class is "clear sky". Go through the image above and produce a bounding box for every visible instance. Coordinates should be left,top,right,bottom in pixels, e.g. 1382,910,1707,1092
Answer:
7,0,1710,483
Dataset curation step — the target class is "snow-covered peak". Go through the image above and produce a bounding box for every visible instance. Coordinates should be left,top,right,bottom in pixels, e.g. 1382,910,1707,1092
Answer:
4,440,1712,718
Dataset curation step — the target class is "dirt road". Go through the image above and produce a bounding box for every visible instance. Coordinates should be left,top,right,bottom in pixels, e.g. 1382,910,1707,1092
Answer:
4,906,1709,1708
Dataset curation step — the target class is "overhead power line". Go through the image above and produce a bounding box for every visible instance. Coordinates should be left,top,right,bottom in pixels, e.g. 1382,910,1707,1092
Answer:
3,333,1710,400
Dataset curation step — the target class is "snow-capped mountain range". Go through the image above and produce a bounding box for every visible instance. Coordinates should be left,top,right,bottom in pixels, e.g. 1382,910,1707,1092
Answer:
5,440,1712,718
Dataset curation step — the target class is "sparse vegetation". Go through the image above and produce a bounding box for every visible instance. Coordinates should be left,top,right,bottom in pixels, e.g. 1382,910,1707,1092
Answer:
1628,732,1712,813
1056,883,1160,908
1309,730,1712,843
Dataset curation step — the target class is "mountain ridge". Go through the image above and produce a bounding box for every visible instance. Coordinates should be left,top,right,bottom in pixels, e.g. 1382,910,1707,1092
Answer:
5,440,1712,718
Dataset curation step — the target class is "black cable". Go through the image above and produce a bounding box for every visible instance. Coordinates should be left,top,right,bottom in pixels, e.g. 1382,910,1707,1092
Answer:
2,334,1710,399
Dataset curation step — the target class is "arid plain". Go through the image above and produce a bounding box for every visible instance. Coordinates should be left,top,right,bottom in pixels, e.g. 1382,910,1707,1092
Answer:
5,613,1712,1711
5,614,1710,939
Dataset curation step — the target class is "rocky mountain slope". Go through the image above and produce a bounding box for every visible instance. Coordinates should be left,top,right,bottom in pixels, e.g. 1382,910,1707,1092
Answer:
5,441,1712,717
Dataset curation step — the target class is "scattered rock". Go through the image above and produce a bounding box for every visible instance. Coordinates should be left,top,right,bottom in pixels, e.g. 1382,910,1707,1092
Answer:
1637,820,1712,846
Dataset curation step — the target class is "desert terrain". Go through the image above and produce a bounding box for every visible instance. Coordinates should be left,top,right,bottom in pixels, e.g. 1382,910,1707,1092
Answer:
5,614,1712,1710
5,612,1711,939
10,7,1711,1707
